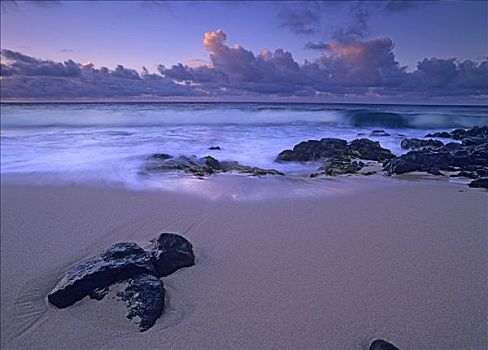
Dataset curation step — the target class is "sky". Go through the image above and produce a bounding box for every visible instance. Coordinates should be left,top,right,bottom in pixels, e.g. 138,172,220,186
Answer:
1,0,487,103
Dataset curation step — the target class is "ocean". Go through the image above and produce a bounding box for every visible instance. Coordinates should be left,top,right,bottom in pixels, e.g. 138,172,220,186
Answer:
1,102,487,192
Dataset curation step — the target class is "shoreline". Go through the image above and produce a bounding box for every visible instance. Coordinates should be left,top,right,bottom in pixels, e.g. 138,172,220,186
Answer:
1,179,487,349
0,170,478,201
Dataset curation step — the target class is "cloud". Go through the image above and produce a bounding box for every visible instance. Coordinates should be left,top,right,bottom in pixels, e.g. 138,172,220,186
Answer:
1,30,487,101
305,41,330,50
318,37,407,87
332,6,370,42
0,50,198,99
277,3,321,35
277,1,432,38
409,57,488,96
1,49,81,77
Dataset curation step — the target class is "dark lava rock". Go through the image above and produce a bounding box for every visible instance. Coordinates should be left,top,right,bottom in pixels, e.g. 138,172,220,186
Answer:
276,138,349,163
400,138,444,150
450,128,467,140
150,153,173,160
384,149,451,175
369,130,391,137
313,159,364,177
89,286,109,301
276,138,393,163
385,128,488,180
276,137,393,177
369,339,400,350
464,125,488,139
426,131,450,138
151,233,195,277
383,157,420,175
426,126,488,141
147,154,283,177
462,136,487,146
226,164,284,176
116,274,165,332
349,139,395,162
450,171,477,179
48,242,156,308
208,146,221,150
146,155,215,176
443,142,463,151
468,178,488,189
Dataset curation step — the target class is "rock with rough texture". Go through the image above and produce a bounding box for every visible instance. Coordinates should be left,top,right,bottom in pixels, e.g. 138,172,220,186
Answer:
116,274,165,332
151,233,195,277
425,131,450,138
48,242,156,308
385,127,488,180
313,160,364,177
369,130,391,137
224,163,284,176
147,155,220,176
450,128,467,140
276,137,393,177
349,139,395,162
383,157,420,175
147,154,283,177
426,126,488,141
150,153,173,160
400,138,444,150
384,149,451,175
369,339,400,350
276,138,393,163
462,136,487,146
208,146,221,150
276,138,349,163
450,170,478,179
89,286,109,301
468,178,488,189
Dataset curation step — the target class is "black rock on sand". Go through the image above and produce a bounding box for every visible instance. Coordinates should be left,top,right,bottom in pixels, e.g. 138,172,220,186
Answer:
48,233,195,332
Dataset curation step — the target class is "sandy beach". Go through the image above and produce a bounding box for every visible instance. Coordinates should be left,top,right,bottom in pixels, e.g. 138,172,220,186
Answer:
1,179,486,350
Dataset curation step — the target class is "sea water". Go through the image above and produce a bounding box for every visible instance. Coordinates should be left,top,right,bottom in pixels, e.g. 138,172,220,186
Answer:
1,102,487,192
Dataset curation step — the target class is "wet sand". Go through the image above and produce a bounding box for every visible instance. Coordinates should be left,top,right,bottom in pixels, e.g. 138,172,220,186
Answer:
1,180,487,349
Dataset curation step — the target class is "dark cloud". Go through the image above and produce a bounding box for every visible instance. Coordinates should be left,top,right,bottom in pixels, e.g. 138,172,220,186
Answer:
1,49,81,77
277,1,432,38
1,30,487,101
408,57,488,96
277,3,321,35
305,41,330,50
0,50,198,99
332,6,370,42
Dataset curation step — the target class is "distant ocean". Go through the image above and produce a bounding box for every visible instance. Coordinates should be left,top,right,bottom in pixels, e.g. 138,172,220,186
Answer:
1,102,487,190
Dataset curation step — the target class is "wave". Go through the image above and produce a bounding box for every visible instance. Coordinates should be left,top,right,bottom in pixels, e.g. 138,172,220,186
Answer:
346,109,487,129
1,102,487,131
347,110,409,128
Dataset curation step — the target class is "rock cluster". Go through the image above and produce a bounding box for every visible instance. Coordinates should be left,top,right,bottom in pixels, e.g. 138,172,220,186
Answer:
400,138,444,150
275,137,394,177
146,154,283,177
273,126,487,188
426,126,488,140
385,126,488,187
48,233,195,332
